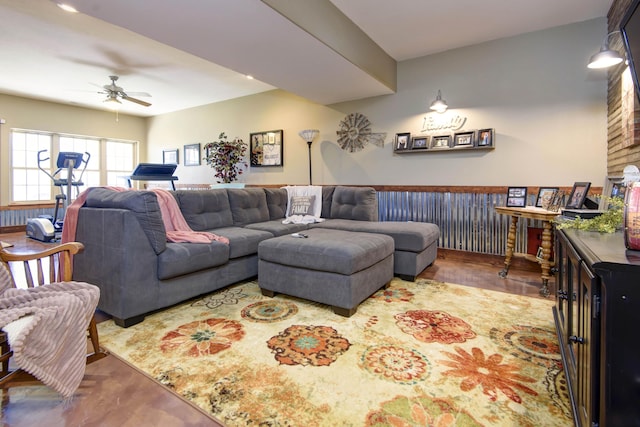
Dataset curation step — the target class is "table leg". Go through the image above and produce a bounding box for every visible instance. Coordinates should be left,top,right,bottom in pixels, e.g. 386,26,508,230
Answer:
499,215,518,278
539,220,553,297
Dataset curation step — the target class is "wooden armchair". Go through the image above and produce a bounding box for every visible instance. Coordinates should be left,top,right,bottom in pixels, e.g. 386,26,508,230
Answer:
0,241,106,388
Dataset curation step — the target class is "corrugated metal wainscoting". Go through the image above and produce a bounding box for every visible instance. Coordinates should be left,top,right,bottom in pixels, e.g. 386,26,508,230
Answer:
377,191,549,256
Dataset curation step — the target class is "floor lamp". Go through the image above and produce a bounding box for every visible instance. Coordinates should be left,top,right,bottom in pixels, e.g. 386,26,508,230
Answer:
298,129,319,185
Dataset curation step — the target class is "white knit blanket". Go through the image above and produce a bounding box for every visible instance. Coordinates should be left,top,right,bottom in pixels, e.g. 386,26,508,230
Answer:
0,263,99,398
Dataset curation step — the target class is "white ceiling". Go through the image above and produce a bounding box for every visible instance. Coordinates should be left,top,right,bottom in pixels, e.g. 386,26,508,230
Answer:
0,0,612,118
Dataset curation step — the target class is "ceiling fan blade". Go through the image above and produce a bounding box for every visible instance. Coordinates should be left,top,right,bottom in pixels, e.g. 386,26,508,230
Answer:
122,94,151,107
125,91,151,97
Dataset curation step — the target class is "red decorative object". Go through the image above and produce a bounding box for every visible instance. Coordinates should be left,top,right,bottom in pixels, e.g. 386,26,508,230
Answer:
624,182,640,250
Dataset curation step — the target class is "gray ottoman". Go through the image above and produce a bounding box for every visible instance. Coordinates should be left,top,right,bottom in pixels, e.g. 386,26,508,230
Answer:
258,228,394,316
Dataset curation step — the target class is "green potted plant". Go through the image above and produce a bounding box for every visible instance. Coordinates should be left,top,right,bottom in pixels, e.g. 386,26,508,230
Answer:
203,132,248,185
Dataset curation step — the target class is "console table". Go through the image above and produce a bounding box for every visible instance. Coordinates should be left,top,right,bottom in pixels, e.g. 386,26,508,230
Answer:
494,206,560,296
554,229,640,427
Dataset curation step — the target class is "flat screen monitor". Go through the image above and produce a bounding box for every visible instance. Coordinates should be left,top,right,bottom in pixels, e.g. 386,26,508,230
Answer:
621,0,640,102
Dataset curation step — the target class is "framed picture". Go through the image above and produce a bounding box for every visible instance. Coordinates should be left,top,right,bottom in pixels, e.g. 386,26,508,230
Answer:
184,143,201,166
431,134,451,149
506,186,528,207
394,132,411,151
250,129,283,167
477,128,494,147
565,182,591,209
453,131,474,148
599,176,625,210
163,149,178,165
535,187,559,208
411,136,429,150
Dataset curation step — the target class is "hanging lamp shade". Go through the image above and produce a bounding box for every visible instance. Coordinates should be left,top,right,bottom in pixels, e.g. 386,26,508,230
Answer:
588,32,624,69
429,90,448,113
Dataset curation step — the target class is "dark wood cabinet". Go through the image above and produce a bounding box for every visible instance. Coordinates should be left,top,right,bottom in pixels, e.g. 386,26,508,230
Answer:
554,229,640,427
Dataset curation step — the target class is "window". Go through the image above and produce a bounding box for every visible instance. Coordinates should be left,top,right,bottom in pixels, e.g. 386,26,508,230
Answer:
11,131,53,202
10,130,137,203
106,140,135,186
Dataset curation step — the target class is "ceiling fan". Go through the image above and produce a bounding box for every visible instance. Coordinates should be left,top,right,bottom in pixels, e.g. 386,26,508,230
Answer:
100,75,151,107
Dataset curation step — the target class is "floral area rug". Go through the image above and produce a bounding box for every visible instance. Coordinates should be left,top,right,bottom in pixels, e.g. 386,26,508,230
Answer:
97,278,572,426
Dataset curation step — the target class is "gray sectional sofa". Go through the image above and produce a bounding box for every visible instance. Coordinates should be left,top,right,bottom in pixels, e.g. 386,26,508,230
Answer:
72,186,439,327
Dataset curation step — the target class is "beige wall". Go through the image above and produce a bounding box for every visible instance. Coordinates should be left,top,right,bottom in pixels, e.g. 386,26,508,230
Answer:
0,94,147,205
148,18,608,187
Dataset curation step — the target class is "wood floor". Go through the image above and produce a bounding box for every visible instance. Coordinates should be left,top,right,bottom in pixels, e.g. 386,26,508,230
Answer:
0,233,553,427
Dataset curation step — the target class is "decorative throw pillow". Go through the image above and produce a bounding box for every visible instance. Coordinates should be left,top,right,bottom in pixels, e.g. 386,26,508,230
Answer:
289,195,316,216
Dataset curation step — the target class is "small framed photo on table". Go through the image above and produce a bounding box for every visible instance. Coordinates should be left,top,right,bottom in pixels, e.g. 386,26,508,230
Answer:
506,186,528,207
565,182,591,209
536,187,559,208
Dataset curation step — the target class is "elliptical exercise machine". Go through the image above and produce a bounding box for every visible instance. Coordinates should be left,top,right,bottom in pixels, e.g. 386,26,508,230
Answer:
26,150,90,242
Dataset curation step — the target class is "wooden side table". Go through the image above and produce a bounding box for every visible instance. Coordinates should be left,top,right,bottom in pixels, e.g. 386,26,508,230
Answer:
494,206,560,296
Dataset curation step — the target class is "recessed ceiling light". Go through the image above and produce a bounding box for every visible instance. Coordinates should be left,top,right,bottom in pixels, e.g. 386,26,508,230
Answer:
246,75,254,80
57,3,78,13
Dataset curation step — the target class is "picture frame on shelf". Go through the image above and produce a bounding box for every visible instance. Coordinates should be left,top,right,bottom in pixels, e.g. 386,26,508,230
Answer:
250,129,283,167
184,143,201,166
565,181,591,209
535,187,559,208
431,134,451,149
411,136,429,150
163,149,178,165
394,132,411,151
599,176,625,210
506,186,527,207
453,131,474,148
477,128,494,147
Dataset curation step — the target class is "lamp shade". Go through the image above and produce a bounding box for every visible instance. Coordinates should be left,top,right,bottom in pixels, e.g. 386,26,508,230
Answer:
429,90,448,113
299,129,319,142
588,31,624,69
588,47,624,69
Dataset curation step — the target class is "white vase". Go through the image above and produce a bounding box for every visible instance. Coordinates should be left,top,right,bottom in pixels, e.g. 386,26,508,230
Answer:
210,183,246,189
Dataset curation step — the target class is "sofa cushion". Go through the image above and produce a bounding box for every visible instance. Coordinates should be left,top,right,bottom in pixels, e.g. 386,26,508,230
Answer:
329,186,377,221
311,219,440,252
321,186,336,218
207,226,273,259
157,241,230,280
227,188,270,226
173,189,233,231
264,188,288,220
245,220,308,236
84,188,166,254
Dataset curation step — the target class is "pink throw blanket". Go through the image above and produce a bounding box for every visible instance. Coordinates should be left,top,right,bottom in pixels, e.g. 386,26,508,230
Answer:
150,189,229,244
62,187,228,245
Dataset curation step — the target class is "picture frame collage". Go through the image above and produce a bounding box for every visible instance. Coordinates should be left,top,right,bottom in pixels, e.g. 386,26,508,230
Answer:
394,128,494,153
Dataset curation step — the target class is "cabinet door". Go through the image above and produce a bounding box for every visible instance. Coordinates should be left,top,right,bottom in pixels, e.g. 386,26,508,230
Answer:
555,232,569,338
573,262,599,427
565,239,582,385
